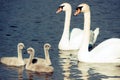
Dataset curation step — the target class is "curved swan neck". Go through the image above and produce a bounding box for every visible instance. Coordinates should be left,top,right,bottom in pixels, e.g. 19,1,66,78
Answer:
59,7,72,50
78,11,91,55
27,51,34,66
18,47,23,60
44,48,51,65
62,8,71,38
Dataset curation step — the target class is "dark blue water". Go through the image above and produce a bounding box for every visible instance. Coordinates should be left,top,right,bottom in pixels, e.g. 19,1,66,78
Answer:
0,0,120,80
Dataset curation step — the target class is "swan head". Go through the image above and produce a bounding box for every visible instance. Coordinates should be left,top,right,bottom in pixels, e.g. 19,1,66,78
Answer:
44,43,51,50
56,2,71,13
74,3,90,16
18,43,25,50
27,47,35,55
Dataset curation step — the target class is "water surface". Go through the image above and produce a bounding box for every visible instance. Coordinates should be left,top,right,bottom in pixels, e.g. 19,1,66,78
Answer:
0,0,120,80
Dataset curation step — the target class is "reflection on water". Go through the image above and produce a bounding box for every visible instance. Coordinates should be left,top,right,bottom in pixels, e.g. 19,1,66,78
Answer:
77,62,120,80
17,67,24,80
59,53,71,80
26,70,53,80
0,64,53,80
0,0,120,79
0,65,24,80
59,50,120,80
58,50,79,80
1,50,120,80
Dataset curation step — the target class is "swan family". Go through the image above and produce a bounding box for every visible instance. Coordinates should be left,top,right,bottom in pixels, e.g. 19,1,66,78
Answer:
0,2,120,76
56,3,99,50
0,43,54,73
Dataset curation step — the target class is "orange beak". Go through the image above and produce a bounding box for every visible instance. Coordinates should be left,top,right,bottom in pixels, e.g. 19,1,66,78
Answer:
74,8,81,16
56,7,63,14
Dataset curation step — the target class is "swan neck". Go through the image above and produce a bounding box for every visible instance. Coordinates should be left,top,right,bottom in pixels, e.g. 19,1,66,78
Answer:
64,10,71,31
26,52,34,67
84,12,90,31
59,8,72,49
63,9,71,37
44,48,51,65
18,47,23,60
83,11,91,51
78,11,91,59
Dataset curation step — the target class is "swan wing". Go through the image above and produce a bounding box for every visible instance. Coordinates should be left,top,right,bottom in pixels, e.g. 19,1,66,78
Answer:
89,28,99,45
93,28,99,44
1,57,24,66
91,38,120,63
69,28,99,50
34,57,47,65
69,28,83,50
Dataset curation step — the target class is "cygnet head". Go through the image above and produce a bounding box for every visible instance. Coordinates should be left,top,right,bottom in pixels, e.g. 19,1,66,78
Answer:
18,43,25,50
44,43,51,50
56,2,71,13
27,47,35,55
74,3,90,16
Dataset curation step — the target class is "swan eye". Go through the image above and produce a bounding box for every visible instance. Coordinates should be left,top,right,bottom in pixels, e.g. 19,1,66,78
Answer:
76,6,83,11
59,5,64,9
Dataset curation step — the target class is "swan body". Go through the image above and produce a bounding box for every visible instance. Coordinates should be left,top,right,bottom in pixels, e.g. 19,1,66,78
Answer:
74,3,120,63
24,43,52,66
25,47,53,73
56,2,99,50
0,43,25,66
24,57,46,65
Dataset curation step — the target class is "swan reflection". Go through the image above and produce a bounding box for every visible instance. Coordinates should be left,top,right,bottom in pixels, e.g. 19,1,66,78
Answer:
77,62,120,80
59,50,78,80
17,67,24,80
26,70,53,80
3,66,24,80
59,50,120,80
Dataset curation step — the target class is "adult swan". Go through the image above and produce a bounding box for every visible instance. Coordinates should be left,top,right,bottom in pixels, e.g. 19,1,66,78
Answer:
56,3,99,50
74,3,120,63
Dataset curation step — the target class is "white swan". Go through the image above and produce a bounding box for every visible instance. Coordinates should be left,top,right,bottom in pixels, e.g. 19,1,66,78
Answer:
0,43,25,66
25,47,54,73
56,2,99,50
24,43,52,66
74,3,120,63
